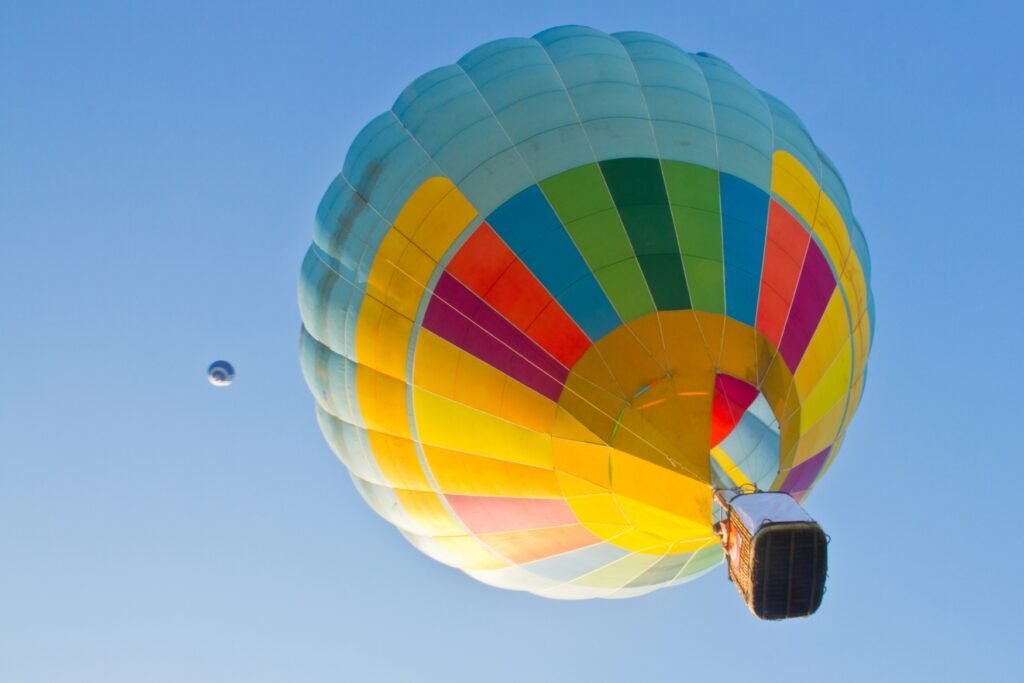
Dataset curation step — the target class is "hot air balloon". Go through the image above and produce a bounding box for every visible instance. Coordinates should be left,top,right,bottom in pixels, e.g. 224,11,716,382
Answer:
207,360,235,387
298,26,873,617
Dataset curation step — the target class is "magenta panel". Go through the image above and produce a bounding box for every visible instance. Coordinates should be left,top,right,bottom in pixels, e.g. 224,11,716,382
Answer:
780,446,831,496
422,272,568,401
778,241,836,370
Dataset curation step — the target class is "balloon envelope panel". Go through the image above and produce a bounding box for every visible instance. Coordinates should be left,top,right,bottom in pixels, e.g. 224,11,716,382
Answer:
299,26,873,598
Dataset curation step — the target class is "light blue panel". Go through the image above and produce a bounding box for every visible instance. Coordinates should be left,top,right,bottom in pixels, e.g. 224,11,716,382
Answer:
299,327,362,428
314,405,388,487
746,393,780,433
694,53,773,191
350,476,423,536
393,61,535,217
299,245,361,359
458,39,594,181
455,145,536,217
710,457,736,490
672,544,725,582
720,174,769,326
720,411,781,488
626,551,694,587
520,542,630,582
614,31,718,168
535,26,659,161
340,112,441,222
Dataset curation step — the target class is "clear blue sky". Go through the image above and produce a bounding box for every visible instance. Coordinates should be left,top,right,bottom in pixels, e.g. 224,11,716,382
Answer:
2,1,1021,681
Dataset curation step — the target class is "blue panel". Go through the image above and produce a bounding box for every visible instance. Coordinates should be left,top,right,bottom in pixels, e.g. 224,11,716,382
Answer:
720,174,769,326
487,185,562,253
520,227,590,294
557,273,622,340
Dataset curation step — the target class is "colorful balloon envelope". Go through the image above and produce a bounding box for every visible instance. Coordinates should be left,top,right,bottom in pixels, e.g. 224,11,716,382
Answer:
299,26,874,599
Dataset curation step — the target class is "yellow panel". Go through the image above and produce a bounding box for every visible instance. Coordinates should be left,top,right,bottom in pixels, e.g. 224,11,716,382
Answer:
429,534,509,571
592,526,692,554
799,342,852,432
387,240,434,319
591,324,667,398
413,388,554,468
404,181,478,261
411,329,461,395
363,229,409,306
623,314,671,370
611,408,697,476
771,150,820,226
710,445,753,489
778,409,801,472
691,311,726,367
424,445,563,498
552,406,606,445
659,311,718,377
355,365,412,438
556,471,610,498
559,357,625,444
564,492,631,526
794,290,850,398
761,354,795,420
553,438,612,488
608,450,711,527
414,331,559,434
718,318,759,386
394,489,466,536
793,399,845,465
614,495,713,549
356,301,414,381
368,431,432,491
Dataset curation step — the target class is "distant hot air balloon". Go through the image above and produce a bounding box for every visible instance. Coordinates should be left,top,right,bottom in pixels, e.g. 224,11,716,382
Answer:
207,360,235,387
298,26,873,617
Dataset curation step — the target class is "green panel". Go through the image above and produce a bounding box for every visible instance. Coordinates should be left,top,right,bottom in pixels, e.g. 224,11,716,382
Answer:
540,164,615,220
663,161,725,313
564,210,636,268
593,259,657,322
600,158,691,310
663,160,721,212
542,164,656,320
681,255,726,313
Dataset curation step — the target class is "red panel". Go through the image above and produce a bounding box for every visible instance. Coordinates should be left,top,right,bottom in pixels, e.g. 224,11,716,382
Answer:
446,494,578,535
756,201,810,347
710,374,759,447
485,259,551,330
479,525,602,564
443,222,593,373
526,300,591,368
446,223,516,294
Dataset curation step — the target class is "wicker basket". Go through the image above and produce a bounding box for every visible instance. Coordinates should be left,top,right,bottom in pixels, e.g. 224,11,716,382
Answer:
722,493,828,619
